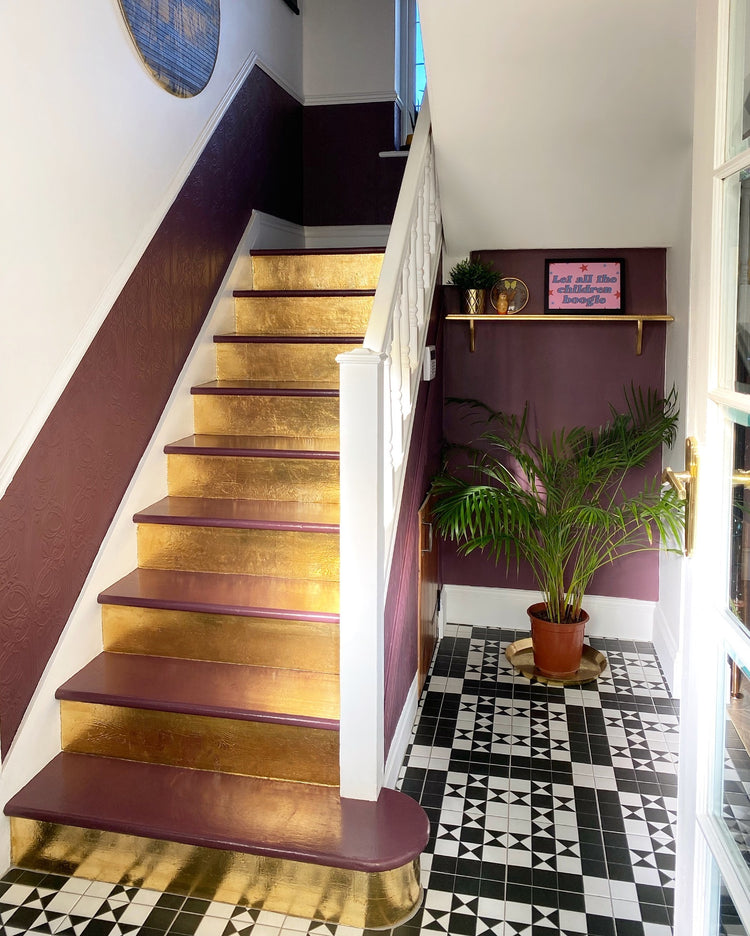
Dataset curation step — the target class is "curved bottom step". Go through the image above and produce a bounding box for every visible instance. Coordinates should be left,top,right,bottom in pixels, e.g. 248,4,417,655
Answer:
5,754,429,929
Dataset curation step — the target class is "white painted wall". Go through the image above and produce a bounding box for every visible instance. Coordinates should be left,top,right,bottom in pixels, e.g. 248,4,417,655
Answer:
419,0,695,259
419,0,696,684
0,0,303,498
303,0,398,103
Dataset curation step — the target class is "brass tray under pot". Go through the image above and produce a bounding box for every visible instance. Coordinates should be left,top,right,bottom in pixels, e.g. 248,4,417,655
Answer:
505,638,608,686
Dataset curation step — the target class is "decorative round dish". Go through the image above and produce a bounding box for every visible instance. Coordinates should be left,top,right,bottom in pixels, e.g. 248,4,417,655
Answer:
491,277,529,315
505,638,608,686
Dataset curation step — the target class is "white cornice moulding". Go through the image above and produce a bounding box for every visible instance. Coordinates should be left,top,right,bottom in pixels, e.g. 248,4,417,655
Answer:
0,53,299,501
441,584,657,642
304,90,400,107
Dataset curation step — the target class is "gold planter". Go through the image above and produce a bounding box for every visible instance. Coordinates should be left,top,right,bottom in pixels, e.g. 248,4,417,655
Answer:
461,288,488,315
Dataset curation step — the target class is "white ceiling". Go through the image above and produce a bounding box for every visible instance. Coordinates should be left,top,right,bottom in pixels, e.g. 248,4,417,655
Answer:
419,0,696,262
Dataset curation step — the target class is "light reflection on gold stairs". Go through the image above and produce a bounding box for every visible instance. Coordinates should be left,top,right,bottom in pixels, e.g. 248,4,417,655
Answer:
5,249,429,929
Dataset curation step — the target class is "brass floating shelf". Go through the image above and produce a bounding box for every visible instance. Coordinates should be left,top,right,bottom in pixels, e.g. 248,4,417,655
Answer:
445,314,675,355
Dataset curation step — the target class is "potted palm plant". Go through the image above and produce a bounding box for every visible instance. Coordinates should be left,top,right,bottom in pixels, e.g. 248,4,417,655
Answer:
430,386,685,678
449,256,501,315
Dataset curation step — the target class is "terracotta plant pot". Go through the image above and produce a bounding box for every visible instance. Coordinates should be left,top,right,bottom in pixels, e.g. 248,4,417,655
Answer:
527,602,589,678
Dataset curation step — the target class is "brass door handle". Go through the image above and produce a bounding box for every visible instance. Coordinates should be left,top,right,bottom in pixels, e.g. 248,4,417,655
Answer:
662,436,698,556
662,466,689,499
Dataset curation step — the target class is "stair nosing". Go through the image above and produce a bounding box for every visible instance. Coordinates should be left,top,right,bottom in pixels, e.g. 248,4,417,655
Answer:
56,653,340,731
249,247,386,256
98,569,340,624
190,382,339,398
134,497,339,533
233,289,376,298
164,435,340,459
213,335,363,344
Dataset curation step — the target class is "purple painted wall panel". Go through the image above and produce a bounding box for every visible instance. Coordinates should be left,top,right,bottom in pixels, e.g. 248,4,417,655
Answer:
384,286,444,756
441,248,668,604
0,67,303,756
303,101,405,226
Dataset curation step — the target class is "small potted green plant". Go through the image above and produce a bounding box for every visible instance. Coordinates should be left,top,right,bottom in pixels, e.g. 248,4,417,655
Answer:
430,386,685,678
448,256,501,315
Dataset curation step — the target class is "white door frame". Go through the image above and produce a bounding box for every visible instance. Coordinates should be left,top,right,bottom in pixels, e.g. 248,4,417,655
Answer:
676,0,750,930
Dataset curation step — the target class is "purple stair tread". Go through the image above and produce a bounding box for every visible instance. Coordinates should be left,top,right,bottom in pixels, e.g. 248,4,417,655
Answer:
98,568,339,623
164,434,339,458
233,289,376,298
57,653,339,728
213,334,363,344
134,497,339,532
4,753,429,873
249,247,385,256
191,380,339,397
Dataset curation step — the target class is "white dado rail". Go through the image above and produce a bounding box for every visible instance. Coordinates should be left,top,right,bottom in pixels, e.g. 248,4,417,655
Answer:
337,96,443,799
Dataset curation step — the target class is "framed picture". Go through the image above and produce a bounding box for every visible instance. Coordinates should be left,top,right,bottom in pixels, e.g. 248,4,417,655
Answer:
281,0,300,12
545,258,624,314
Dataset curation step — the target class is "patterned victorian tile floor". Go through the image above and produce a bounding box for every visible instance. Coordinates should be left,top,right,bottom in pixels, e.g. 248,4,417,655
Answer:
0,624,679,936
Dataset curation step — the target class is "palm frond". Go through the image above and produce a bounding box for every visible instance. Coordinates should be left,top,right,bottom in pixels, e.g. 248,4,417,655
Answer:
431,387,685,623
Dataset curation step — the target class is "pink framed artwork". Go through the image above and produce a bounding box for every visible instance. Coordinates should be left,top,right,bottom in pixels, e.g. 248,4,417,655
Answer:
545,258,624,314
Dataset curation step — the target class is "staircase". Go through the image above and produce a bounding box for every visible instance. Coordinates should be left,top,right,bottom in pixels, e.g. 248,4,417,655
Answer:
4,248,429,929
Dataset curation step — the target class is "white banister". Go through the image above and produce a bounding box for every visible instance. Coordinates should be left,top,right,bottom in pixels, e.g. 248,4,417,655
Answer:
337,96,443,799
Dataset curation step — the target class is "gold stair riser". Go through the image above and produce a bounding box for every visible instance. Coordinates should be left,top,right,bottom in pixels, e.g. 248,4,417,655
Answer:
137,525,340,580
11,819,421,929
251,253,383,291
193,396,339,438
167,455,340,502
102,606,340,673
60,702,339,785
217,343,353,382
235,295,372,336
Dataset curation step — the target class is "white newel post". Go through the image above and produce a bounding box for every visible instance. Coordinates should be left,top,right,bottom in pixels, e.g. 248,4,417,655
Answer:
337,348,387,800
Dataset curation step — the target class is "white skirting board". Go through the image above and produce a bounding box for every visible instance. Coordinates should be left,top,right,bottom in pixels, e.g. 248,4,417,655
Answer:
304,224,390,248
441,584,658,641
652,603,682,697
244,216,391,251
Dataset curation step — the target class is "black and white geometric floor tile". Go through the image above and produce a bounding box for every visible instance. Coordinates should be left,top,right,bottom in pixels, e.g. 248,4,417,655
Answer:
0,624,679,936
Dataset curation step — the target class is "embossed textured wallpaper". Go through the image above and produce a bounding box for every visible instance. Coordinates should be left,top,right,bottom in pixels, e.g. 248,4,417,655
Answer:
0,67,303,756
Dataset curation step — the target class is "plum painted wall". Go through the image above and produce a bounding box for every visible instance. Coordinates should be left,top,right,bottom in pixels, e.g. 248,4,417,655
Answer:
304,102,404,226
440,247,668,602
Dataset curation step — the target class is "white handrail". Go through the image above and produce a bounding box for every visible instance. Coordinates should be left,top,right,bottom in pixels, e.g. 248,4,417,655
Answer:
337,96,442,800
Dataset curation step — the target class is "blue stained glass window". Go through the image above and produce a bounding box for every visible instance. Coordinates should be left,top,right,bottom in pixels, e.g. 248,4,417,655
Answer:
415,8,426,110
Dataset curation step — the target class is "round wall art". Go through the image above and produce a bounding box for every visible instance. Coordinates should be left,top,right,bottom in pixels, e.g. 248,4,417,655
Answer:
118,0,220,98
